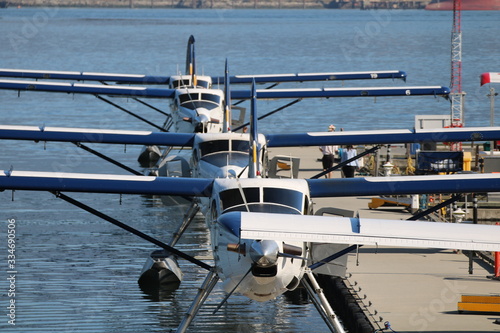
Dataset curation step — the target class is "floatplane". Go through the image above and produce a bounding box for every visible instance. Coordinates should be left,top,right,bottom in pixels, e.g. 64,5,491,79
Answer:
0,35,429,167
3,78,500,331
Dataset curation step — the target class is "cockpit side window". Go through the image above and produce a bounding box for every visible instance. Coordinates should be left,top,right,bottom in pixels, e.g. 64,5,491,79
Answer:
197,80,211,89
232,140,250,153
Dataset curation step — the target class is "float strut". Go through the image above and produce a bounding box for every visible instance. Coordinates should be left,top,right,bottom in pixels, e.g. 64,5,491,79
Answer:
169,201,200,247
302,269,345,333
176,269,219,333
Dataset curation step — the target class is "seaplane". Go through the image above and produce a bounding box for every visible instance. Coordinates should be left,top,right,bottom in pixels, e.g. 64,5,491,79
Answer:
0,35,411,138
0,35,439,167
3,79,500,332
0,63,447,168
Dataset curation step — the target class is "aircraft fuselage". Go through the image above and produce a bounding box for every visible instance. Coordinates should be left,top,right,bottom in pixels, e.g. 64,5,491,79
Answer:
206,178,312,302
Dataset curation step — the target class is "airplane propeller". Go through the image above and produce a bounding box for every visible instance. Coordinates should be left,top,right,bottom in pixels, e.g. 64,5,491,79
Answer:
249,240,280,267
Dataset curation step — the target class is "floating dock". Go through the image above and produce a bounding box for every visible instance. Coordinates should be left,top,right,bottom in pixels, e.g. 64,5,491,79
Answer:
269,145,500,333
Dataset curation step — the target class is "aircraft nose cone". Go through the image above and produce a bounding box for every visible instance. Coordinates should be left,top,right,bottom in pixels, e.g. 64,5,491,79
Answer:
196,110,210,124
249,240,279,267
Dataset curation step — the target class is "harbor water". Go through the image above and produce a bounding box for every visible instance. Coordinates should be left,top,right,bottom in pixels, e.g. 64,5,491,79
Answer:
0,7,499,332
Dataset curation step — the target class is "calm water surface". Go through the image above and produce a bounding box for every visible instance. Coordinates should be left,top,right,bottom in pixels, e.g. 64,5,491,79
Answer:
0,7,499,333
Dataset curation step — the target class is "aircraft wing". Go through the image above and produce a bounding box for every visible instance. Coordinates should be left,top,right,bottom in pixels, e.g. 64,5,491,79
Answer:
0,125,195,147
0,68,406,84
307,173,500,198
4,125,497,148
0,69,171,84
237,212,500,252
231,86,450,99
266,127,500,147
0,79,175,98
0,79,448,100
0,170,213,197
213,70,407,84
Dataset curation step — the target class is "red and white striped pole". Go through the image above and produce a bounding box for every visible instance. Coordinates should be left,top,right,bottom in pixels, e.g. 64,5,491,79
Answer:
495,223,500,278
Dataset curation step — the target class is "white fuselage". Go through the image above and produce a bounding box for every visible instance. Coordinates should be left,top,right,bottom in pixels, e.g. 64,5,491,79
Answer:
168,75,225,134
205,178,312,302
191,133,267,179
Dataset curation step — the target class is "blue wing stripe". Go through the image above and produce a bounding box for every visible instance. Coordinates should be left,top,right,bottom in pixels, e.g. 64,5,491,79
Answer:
0,171,213,196
230,86,449,99
267,127,500,147
307,174,500,198
0,125,195,146
0,80,175,98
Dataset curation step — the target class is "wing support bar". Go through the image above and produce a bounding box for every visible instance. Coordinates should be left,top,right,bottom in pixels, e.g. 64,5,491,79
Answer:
311,146,380,179
95,95,166,132
53,191,212,271
72,142,142,176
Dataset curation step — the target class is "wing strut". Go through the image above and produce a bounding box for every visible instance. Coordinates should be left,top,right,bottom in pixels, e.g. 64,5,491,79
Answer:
53,191,212,271
73,142,142,176
311,145,380,179
95,95,167,132
232,98,302,132
407,194,462,221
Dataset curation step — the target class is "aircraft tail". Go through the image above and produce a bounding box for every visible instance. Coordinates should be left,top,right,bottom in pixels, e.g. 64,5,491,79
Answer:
248,80,260,178
185,35,197,86
223,59,231,133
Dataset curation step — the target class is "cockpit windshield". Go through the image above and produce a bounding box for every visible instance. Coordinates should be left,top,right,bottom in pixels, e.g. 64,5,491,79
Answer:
200,140,229,156
179,93,221,111
219,187,303,215
171,79,191,89
199,140,250,157
171,79,211,89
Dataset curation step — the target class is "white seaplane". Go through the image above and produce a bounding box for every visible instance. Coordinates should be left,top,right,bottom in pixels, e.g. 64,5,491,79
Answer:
3,82,500,332
0,35,444,168
0,35,410,137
